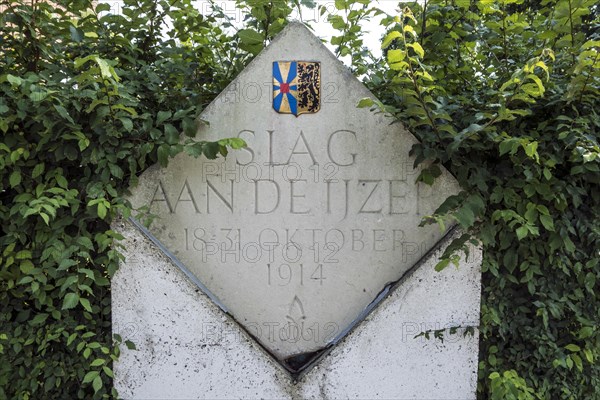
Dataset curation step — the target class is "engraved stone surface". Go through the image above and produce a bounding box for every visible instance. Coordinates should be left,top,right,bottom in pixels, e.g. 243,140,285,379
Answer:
128,22,461,361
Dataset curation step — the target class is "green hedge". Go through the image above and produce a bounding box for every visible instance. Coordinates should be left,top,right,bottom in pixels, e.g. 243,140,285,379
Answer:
1,0,599,399
355,1,599,398
0,0,249,397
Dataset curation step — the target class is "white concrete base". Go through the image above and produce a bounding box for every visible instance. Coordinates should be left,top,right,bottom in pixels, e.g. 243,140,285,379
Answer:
113,217,481,399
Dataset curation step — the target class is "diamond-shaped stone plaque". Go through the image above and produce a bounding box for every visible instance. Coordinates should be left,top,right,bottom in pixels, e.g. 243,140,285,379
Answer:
128,22,460,369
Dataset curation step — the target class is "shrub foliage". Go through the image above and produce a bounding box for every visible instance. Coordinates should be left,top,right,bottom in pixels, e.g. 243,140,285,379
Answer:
345,0,599,398
1,0,599,399
0,0,250,397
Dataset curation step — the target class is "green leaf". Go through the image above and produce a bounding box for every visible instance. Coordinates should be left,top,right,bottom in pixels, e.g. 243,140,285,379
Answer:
157,144,170,167
382,31,401,49
357,98,374,108
583,349,594,363
7,74,22,86
32,163,45,178
387,49,405,63
164,124,179,144
578,327,594,339
9,170,21,187
454,206,475,228
539,215,554,231
202,141,221,160
67,333,77,346
410,42,425,58
125,340,136,350
572,354,583,372
56,175,68,188
102,366,114,378
90,358,105,367
80,297,93,312
20,260,34,274
16,250,31,259
419,170,434,185
499,140,515,156
18,276,34,284
156,110,172,125
565,344,581,352
92,376,102,393
70,25,84,42
95,58,112,80
524,141,538,158
516,226,528,240
97,202,107,219
83,370,99,384
40,213,50,225
435,258,451,272
54,105,75,123
218,138,246,150
119,117,133,132
31,313,49,325
62,293,80,310
238,29,264,45
182,118,197,137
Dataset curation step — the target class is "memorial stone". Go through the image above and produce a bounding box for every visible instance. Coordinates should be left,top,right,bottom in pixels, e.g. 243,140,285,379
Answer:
114,22,481,398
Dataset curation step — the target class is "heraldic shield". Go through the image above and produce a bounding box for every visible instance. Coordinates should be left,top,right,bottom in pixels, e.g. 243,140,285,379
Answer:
272,61,321,116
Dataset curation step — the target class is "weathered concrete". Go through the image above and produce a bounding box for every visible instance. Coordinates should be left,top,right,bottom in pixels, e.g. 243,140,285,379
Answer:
127,21,462,360
113,218,481,399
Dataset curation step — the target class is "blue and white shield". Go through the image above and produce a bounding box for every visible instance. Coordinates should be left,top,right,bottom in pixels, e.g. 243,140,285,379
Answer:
273,61,320,116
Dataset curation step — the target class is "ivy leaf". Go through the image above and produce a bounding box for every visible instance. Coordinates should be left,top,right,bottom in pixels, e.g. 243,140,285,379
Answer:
164,124,179,144
185,143,204,158
202,141,221,160
454,206,475,228
182,118,197,137
218,138,246,150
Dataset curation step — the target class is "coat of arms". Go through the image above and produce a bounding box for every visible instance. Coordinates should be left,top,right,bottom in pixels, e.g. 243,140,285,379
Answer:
272,61,320,116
